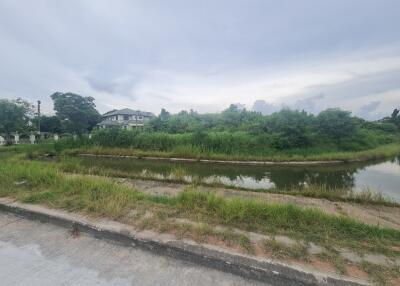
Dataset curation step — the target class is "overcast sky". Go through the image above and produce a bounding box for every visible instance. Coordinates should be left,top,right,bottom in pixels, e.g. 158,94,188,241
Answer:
0,0,399,119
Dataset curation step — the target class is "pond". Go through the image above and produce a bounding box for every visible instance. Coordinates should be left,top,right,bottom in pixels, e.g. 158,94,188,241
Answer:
76,155,400,202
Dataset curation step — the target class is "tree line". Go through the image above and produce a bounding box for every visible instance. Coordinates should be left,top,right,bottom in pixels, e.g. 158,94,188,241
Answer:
89,104,399,153
0,92,101,137
1,92,399,152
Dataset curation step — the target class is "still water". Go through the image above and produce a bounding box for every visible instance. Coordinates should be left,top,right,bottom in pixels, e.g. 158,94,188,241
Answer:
77,156,400,202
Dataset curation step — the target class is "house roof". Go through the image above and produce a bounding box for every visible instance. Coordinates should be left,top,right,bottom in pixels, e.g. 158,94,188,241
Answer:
97,120,144,126
103,108,155,117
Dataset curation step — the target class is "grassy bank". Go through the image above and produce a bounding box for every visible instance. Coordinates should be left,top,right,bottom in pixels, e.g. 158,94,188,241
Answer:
72,142,400,163
52,155,398,207
1,131,399,162
1,156,399,255
2,143,398,206
0,144,399,207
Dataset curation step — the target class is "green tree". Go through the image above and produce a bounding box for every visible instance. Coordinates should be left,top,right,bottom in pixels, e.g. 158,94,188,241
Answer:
219,104,243,129
0,98,34,138
316,108,356,139
390,108,400,128
159,108,170,120
266,109,314,149
32,115,63,133
51,92,101,133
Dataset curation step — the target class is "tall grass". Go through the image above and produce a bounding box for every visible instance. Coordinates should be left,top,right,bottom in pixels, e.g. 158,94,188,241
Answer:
32,155,397,206
3,130,399,162
69,128,400,161
174,191,400,244
285,185,398,207
75,143,400,162
0,159,142,218
1,157,399,253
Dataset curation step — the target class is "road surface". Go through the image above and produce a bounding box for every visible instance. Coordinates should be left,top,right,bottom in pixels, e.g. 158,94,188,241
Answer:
0,212,268,286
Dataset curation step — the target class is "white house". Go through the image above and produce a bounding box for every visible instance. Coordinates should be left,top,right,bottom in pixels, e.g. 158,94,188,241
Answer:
98,108,155,129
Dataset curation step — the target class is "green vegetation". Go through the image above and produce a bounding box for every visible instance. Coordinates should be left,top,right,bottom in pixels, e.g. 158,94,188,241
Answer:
174,191,399,249
391,109,400,128
1,155,399,255
73,142,400,162
6,145,393,206
286,185,399,207
2,102,399,286
71,106,399,161
5,130,400,163
32,115,63,134
1,148,399,283
0,92,101,137
47,154,397,206
2,144,397,206
0,98,35,140
50,92,101,133
2,93,399,162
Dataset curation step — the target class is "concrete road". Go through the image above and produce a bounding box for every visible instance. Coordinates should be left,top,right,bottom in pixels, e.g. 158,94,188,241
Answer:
0,213,268,286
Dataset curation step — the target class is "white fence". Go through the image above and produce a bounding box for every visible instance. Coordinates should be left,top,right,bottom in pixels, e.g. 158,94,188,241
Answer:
0,133,91,145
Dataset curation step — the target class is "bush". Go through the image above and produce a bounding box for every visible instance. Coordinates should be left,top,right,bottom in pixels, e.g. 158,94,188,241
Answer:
55,107,399,157
316,109,356,140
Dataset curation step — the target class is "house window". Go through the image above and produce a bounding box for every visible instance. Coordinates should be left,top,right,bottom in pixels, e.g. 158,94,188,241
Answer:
123,115,129,121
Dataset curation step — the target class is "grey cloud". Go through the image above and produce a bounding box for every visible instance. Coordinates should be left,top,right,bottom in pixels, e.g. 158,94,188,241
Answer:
252,94,324,115
292,94,325,114
299,70,400,101
0,1,400,114
252,100,281,115
356,101,381,120
86,77,118,94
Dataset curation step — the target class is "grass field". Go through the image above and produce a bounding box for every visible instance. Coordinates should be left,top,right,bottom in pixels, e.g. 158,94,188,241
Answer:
1,155,399,255
47,154,398,207
1,149,400,284
2,144,399,206
2,137,400,163
71,143,400,162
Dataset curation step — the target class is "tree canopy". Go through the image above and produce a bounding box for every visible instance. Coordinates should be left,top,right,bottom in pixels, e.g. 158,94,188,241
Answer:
141,106,399,152
51,92,101,133
1,91,399,153
390,108,400,128
316,108,356,139
0,98,34,136
32,115,63,134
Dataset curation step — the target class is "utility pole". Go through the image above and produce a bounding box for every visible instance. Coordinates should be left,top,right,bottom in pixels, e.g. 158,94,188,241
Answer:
37,100,41,134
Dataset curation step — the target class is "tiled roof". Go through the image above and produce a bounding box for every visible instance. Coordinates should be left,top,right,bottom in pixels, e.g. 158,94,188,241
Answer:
102,108,155,117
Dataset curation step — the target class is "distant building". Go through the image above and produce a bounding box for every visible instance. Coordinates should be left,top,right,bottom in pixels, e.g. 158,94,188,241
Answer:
98,108,155,129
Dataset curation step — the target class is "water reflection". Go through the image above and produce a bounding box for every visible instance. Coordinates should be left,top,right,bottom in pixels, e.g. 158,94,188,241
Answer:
76,156,400,201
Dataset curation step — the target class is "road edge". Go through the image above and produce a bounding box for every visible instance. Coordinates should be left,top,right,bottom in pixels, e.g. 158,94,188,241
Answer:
0,199,369,286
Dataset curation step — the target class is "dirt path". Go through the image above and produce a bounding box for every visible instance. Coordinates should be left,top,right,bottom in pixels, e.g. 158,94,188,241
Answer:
116,178,400,230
